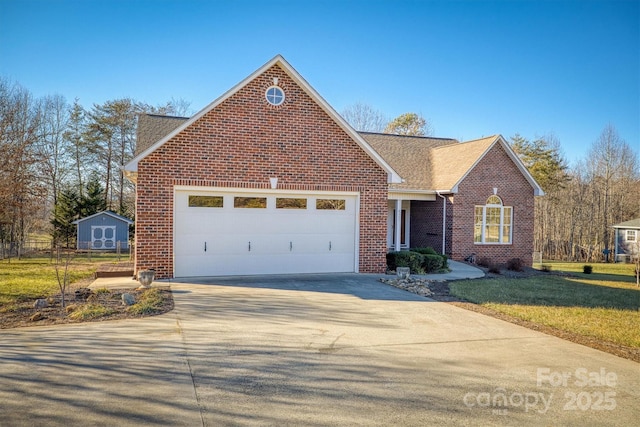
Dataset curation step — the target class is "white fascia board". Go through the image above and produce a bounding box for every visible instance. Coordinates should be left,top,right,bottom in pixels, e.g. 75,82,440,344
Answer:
448,135,545,197
124,55,403,185
72,210,133,225
274,56,402,184
124,55,284,173
495,135,545,196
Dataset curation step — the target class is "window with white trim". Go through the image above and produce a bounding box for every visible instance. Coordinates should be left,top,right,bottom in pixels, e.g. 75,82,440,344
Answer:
474,195,512,244
265,86,285,106
626,230,637,242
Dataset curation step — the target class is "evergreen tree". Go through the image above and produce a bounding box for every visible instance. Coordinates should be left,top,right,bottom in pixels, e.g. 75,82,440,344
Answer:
80,174,107,217
51,186,80,247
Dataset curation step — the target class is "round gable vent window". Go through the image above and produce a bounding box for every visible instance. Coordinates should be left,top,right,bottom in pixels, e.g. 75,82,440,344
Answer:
265,86,285,106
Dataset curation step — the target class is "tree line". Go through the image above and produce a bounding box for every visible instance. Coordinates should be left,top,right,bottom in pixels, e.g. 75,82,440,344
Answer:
512,127,639,262
0,77,189,248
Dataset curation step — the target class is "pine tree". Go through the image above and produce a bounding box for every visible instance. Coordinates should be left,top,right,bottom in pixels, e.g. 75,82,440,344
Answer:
51,186,80,247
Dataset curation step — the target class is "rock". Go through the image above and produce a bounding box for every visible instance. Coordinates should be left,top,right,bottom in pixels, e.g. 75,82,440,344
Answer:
33,299,48,309
30,312,45,322
121,293,135,306
75,288,93,301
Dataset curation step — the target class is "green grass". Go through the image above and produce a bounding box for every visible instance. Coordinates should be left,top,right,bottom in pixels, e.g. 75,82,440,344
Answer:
127,288,166,315
450,264,640,348
0,256,118,307
69,303,116,320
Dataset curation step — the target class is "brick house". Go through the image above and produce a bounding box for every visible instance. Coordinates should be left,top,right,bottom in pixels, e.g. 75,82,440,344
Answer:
124,55,543,279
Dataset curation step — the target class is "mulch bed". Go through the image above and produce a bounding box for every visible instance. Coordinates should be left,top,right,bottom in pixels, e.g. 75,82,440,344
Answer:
0,278,174,329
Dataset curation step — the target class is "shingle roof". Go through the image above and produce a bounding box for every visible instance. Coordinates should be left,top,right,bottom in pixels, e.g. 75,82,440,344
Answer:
613,218,640,229
430,135,499,191
361,132,503,192
359,132,458,190
135,114,188,155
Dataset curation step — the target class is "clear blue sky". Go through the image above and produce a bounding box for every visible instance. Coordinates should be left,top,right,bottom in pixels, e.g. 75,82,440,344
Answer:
1,0,638,165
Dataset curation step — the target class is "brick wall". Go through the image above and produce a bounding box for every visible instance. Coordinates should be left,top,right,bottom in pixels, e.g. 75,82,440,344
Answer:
409,198,453,255
449,143,535,266
135,64,388,278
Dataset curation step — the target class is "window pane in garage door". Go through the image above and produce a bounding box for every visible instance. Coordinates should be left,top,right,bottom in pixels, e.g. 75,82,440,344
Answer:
189,195,223,207
276,198,307,209
316,199,346,210
234,197,267,208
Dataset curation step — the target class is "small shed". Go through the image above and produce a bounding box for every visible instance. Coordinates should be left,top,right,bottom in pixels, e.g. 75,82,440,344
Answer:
613,218,640,262
72,211,133,250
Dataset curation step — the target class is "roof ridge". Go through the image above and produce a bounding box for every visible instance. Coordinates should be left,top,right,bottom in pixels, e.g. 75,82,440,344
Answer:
358,131,457,142
142,113,191,120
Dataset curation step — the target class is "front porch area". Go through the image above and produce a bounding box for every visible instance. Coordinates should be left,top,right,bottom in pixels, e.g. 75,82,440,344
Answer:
387,193,450,255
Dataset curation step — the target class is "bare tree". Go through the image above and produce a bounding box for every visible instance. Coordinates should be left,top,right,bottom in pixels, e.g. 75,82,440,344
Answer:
586,124,639,256
64,98,88,197
341,102,387,132
0,78,45,252
36,94,71,209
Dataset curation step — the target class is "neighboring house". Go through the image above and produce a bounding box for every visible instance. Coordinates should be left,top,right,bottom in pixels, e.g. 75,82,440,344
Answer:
124,55,543,279
613,218,640,262
72,211,133,250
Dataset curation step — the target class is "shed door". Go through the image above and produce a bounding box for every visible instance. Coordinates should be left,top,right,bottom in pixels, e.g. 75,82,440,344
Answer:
174,190,358,277
91,226,116,249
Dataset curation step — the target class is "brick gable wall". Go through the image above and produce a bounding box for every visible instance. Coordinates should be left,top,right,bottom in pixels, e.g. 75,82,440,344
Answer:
135,65,388,278
450,143,535,266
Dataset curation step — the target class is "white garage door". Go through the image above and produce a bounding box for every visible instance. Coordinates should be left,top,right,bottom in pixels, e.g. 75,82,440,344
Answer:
174,188,358,277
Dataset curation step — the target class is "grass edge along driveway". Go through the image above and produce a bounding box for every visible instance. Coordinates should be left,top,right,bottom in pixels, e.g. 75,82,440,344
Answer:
449,262,639,353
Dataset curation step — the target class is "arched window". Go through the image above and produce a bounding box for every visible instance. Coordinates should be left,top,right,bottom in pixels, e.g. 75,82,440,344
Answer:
474,195,512,244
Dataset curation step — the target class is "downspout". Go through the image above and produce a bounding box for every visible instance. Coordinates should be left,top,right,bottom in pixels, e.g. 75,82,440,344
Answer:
436,192,446,255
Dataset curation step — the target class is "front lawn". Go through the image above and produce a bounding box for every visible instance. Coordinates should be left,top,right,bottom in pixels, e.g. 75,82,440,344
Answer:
0,256,173,328
0,257,101,307
449,263,640,350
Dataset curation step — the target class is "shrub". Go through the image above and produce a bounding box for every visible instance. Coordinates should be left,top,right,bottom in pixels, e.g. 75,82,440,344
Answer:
477,257,492,268
583,265,593,274
441,254,449,269
488,264,502,274
423,254,444,273
386,251,425,274
506,258,524,272
540,264,552,272
411,247,438,256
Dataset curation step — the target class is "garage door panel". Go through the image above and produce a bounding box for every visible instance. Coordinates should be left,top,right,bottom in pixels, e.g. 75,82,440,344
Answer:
174,190,358,277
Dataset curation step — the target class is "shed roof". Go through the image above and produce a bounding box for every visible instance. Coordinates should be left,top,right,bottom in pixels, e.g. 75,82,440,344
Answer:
72,210,134,225
613,218,640,229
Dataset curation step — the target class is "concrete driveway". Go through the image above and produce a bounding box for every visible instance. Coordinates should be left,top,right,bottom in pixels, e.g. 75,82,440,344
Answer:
1,274,638,426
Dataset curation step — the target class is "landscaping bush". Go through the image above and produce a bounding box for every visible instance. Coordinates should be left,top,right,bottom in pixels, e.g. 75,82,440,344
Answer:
506,258,524,272
583,265,593,274
410,247,438,256
386,251,425,274
423,254,444,273
488,263,502,274
477,257,492,268
441,254,449,269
